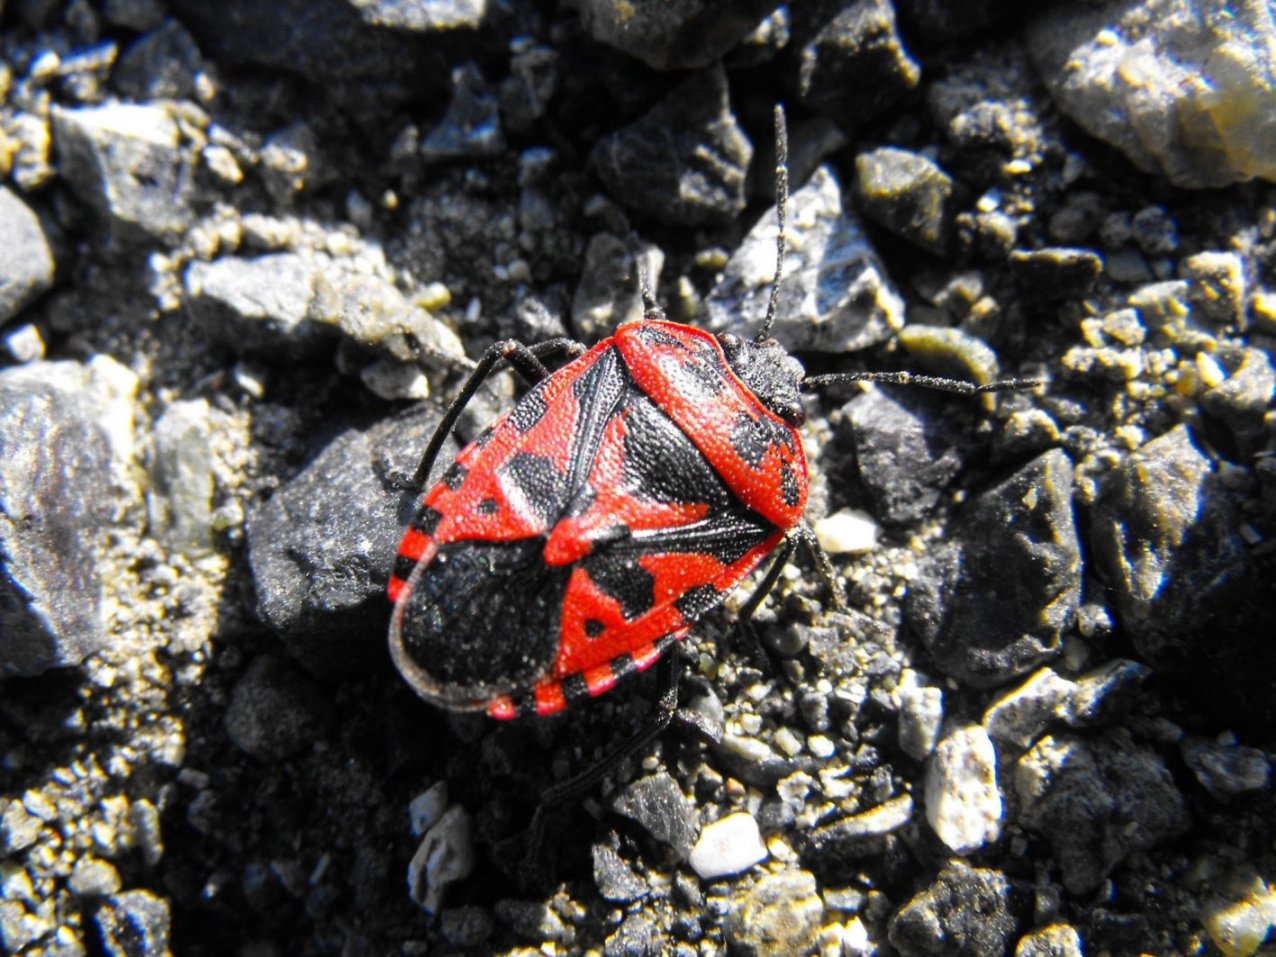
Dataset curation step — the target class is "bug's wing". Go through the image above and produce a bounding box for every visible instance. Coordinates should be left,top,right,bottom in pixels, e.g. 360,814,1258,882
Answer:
390,537,574,709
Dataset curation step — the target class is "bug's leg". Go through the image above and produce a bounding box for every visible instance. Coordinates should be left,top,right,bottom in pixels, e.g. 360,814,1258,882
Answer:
738,535,799,625
732,534,799,669
793,522,846,611
500,651,683,884
735,526,844,662
408,337,585,490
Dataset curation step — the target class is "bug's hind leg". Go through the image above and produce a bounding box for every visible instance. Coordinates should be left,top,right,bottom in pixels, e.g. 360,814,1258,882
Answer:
495,650,687,888
407,337,585,491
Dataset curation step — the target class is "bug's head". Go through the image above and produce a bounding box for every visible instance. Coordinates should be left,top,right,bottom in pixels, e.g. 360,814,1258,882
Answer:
718,332,807,426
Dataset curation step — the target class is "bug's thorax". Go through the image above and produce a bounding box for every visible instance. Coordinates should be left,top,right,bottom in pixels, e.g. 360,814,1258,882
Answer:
716,332,807,427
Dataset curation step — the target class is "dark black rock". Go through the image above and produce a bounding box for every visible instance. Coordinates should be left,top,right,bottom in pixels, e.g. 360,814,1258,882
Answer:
0,187,56,323
421,63,506,163
246,403,448,677
1015,729,1190,895
104,0,166,30
609,771,698,860
838,386,969,527
112,19,204,100
591,63,751,227
93,889,171,957
1088,424,1270,733
906,449,1081,689
499,43,559,135
888,861,1028,957
571,0,783,70
168,0,465,83
853,147,957,256
439,905,495,948
1199,346,1275,446
571,233,650,340
223,654,333,761
1008,248,1103,302
1,359,137,678
792,0,921,126
798,794,914,879
896,0,1021,42
592,843,649,902
1181,736,1271,800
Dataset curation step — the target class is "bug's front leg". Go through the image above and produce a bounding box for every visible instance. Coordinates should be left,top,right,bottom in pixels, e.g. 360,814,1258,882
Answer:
738,524,844,625
407,337,585,491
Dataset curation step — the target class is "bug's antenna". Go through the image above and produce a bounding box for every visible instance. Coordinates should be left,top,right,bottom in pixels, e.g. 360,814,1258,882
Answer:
802,370,1046,396
633,235,663,320
757,104,788,343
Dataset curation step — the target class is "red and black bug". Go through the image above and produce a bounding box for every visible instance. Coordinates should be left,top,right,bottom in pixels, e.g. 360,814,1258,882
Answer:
388,108,1041,723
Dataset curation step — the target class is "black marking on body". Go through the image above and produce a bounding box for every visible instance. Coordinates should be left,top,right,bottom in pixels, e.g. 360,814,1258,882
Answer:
621,390,732,507
610,653,637,682
585,619,605,638
566,347,628,496
503,452,568,527
478,497,500,515
562,673,589,703
780,463,801,508
566,485,597,519
510,386,549,434
619,512,776,566
669,351,727,400
412,505,443,536
397,538,569,699
442,461,468,490
675,583,723,621
393,554,421,584
583,552,656,621
729,411,795,469
633,325,685,349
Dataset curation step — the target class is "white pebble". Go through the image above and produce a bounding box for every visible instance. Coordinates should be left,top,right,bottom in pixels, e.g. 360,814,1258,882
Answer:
813,509,878,555
408,781,448,837
689,812,767,880
407,804,474,914
807,734,837,759
924,724,1003,854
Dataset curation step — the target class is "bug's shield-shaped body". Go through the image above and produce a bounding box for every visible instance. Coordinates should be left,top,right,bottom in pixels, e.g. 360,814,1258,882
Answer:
388,320,809,719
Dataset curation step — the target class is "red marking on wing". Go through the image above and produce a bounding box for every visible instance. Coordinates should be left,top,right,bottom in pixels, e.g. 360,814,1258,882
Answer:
398,528,430,562
533,678,566,716
615,321,808,530
582,661,618,696
552,530,784,680
487,696,517,720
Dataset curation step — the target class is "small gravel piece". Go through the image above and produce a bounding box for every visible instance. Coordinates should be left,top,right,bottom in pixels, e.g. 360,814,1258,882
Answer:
724,869,825,957
688,812,767,880
925,725,1003,854
0,187,57,323
610,772,699,861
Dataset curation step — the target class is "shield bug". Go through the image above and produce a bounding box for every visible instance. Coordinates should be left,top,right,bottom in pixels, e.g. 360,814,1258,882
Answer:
389,108,1041,722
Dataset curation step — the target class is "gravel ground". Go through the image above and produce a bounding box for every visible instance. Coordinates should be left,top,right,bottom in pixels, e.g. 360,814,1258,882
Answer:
2,2,1274,955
